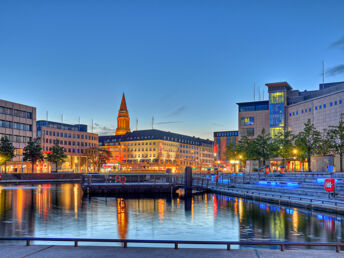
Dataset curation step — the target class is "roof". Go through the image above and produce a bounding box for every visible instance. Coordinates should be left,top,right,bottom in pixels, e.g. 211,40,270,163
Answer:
99,129,213,146
120,92,127,111
236,100,269,106
265,81,292,90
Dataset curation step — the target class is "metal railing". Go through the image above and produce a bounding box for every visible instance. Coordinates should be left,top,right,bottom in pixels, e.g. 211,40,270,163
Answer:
0,237,342,252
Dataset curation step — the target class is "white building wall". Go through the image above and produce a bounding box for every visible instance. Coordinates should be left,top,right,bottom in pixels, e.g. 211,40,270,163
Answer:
287,90,344,134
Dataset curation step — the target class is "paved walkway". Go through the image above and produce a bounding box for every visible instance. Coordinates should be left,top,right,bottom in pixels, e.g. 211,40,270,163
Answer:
1,245,344,258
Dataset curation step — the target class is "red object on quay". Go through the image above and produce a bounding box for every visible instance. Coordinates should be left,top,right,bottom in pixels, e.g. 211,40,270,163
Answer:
324,178,335,192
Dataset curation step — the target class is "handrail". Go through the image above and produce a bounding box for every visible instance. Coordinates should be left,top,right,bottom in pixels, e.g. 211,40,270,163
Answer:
0,237,342,252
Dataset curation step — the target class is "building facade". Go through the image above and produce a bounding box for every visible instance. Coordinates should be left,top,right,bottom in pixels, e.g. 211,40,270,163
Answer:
237,81,344,172
238,81,344,138
99,129,213,172
213,131,239,172
37,120,98,172
0,99,36,172
237,100,269,139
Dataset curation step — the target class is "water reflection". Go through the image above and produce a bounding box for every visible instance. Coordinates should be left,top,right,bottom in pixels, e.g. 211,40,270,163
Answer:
0,184,342,243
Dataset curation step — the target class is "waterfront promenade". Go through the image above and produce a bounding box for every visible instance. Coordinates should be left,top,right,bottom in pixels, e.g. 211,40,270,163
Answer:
2,245,344,258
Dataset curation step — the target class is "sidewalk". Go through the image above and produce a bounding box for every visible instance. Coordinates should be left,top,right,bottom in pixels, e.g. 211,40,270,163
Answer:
2,245,343,258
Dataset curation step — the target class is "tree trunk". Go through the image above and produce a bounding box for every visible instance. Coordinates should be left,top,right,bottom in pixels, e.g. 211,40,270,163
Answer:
32,161,34,173
340,152,343,172
56,162,58,173
4,161,6,174
308,154,311,172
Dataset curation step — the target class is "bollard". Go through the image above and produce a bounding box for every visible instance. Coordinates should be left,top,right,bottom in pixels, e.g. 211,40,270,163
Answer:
227,244,231,251
123,241,127,248
26,240,30,246
175,243,178,249
337,245,340,253
74,241,78,247
280,244,285,251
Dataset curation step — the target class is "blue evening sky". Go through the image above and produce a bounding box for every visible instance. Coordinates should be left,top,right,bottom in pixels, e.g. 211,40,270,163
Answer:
1,0,344,139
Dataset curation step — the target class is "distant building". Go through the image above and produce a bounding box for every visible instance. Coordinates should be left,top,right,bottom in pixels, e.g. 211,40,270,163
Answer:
237,81,344,172
0,99,36,172
99,129,213,172
99,93,213,172
213,131,239,172
37,120,98,172
237,81,344,138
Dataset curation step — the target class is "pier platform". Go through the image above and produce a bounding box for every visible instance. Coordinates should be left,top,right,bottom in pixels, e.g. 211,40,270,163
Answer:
2,245,343,258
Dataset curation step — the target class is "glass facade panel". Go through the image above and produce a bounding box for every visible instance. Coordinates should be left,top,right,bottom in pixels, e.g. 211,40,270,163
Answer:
269,92,285,138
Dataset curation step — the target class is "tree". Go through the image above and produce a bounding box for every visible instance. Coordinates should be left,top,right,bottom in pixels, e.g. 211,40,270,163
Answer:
225,142,237,161
0,137,15,173
273,130,294,169
294,120,321,172
85,147,112,172
253,128,278,169
317,129,332,157
47,142,67,172
23,139,44,173
327,119,344,172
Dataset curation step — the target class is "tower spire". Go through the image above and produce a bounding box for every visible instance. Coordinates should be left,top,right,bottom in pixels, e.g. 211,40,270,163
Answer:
116,92,130,135
120,92,127,111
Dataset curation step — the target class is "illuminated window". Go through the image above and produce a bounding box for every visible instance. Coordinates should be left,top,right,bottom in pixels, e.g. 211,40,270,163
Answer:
240,117,254,126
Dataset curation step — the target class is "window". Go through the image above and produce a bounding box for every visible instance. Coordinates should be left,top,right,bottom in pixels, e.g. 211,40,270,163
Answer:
309,108,311,112
289,113,291,117
340,100,342,104
335,101,338,105
305,109,307,113
319,105,322,109
330,102,333,107
293,112,295,116
296,111,298,115
323,104,326,108
315,106,318,110
243,128,254,137
301,110,304,114
241,117,254,126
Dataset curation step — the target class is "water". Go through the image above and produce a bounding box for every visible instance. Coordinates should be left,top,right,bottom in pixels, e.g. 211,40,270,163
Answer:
0,183,343,245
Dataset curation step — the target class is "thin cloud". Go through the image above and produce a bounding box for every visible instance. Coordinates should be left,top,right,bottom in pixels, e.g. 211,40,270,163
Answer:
327,64,344,76
155,121,183,125
167,105,186,117
330,36,344,50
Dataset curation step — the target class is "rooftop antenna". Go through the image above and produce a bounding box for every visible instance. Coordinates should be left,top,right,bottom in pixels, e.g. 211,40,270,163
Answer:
136,119,138,131
152,116,154,129
78,116,80,131
322,60,325,86
263,90,265,100
91,119,93,133
61,113,63,123
258,86,261,100
254,82,256,101
46,111,48,121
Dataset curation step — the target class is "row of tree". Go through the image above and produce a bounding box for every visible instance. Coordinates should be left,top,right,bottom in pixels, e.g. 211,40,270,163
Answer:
0,137,112,173
226,119,344,172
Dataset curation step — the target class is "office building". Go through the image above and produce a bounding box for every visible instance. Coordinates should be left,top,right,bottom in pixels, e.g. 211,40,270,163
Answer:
0,99,36,172
37,120,98,172
213,131,239,172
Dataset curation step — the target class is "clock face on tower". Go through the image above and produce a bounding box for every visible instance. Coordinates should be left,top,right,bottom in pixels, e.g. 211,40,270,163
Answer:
116,93,130,135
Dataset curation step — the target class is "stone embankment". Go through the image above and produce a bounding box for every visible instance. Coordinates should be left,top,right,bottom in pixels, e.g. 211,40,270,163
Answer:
210,172,344,214
0,173,81,184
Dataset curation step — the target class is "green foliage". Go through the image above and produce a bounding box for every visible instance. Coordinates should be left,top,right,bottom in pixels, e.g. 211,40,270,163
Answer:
85,147,112,172
47,143,67,172
273,130,294,167
0,136,15,173
23,139,44,173
327,119,344,172
225,142,237,161
253,128,277,166
294,119,321,172
316,129,332,157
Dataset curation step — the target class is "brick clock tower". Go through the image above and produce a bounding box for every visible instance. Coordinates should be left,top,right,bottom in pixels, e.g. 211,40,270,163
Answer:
115,93,130,135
